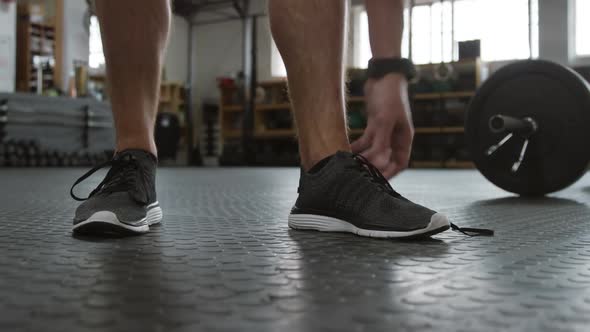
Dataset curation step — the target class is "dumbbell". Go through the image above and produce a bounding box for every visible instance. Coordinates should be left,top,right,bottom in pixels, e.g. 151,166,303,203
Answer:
38,150,49,167
465,60,590,195
48,150,59,167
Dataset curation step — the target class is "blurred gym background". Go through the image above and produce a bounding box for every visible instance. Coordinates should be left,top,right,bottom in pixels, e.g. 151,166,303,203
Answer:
0,0,588,169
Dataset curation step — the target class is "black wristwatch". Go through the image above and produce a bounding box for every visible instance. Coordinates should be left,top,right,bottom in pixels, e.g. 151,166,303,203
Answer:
367,57,416,81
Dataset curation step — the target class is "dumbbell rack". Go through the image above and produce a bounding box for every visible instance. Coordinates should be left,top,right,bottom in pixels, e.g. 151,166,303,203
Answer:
0,93,115,167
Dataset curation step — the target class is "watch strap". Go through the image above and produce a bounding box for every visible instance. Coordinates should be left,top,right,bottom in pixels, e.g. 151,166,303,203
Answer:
367,58,416,80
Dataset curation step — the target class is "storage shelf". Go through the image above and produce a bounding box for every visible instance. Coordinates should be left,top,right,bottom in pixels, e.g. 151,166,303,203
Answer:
441,126,465,133
445,161,475,169
224,130,242,138
255,129,295,137
347,96,365,102
258,79,287,87
415,127,441,134
218,65,481,166
256,103,291,111
413,91,475,100
414,126,465,134
223,128,366,139
411,160,474,169
223,105,243,112
224,127,464,138
349,128,364,135
411,161,443,168
221,103,292,112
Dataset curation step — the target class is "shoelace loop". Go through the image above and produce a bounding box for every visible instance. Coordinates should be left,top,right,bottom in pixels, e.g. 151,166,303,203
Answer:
352,153,403,198
70,154,141,202
352,153,494,237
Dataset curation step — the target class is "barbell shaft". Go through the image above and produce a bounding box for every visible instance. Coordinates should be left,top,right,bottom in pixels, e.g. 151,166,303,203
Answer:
489,115,537,136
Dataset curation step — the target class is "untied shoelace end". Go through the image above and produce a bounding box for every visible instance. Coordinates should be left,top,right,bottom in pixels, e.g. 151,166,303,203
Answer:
451,223,495,236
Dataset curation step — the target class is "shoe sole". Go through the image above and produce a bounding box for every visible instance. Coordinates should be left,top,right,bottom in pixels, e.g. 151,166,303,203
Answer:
72,202,162,236
288,212,450,239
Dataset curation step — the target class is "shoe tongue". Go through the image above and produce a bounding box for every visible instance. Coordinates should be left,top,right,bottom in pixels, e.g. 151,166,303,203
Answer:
334,151,354,159
113,149,154,204
116,149,157,164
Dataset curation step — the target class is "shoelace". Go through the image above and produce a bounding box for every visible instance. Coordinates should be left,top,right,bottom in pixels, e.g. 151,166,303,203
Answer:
352,153,494,237
70,154,142,202
352,154,404,198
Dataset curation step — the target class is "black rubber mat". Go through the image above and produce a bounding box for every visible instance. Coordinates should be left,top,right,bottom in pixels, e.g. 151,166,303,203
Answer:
1,168,590,332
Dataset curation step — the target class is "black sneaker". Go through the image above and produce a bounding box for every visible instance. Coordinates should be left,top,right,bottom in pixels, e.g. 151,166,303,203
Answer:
70,149,162,235
289,151,492,239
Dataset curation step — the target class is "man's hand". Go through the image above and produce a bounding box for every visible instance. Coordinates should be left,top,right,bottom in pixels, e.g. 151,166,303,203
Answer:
351,73,414,179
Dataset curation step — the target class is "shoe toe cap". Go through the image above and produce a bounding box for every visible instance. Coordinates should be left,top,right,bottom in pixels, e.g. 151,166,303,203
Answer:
429,212,450,229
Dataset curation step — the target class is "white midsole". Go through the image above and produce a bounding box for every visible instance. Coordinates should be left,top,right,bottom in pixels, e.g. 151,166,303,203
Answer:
288,212,449,238
73,204,162,233
147,201,160,209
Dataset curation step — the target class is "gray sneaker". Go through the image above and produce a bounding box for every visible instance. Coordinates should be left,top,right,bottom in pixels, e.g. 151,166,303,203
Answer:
289,151,493,239
70,149,162,235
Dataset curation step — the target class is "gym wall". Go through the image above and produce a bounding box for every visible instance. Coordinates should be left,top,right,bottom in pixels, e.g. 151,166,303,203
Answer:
0,1,17,93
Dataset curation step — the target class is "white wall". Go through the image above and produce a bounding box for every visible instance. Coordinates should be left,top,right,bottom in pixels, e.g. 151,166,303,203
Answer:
164,16,190,82
61,0,90,90
190,0,271,106
0,2,17,92
60,1,190,87
189,0,359,106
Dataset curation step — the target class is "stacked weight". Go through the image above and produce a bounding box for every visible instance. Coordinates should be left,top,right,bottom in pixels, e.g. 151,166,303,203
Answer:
0,139,110,167
0,93,115,168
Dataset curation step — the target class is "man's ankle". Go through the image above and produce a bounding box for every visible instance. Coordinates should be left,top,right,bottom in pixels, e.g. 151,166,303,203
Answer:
116,139,158,158
301,146,351,171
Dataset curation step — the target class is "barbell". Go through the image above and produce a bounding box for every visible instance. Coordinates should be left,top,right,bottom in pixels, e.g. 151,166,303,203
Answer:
465,59,590,195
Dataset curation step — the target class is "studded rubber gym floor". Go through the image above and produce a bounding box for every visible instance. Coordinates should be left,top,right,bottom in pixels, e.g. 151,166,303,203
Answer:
1,168,590,332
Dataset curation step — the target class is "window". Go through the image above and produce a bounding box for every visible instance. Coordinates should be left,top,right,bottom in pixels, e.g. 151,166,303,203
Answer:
271,39,287,77
356,0,538,66
575,0,590,57
453,0,534,62
89,16,105,69
356,9,410,67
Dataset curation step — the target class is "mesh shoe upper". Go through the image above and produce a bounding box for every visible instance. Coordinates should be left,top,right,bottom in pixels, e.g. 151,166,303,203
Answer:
292,151,436,232
72,149,157,225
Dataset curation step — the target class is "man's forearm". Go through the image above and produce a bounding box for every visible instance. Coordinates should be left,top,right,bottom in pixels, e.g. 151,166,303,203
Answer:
364,0,404,58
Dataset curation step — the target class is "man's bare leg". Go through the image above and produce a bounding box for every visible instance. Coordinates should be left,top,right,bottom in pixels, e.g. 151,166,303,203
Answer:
71,1,169,235
95,0,171,156
272,0,461,239
268,0,350,171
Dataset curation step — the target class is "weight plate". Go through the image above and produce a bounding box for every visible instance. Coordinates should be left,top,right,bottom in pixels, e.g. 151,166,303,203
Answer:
466,60,590,195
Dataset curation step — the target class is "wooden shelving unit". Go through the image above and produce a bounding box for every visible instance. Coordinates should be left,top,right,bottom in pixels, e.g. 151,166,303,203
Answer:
411,160,474,169
218,59,486,167
445,161,475,169
413,91,475,100
413,126,465,134
411,161,444,168
16,4,57,93
156,82,189,158
255,129,296,138
159,82,186,113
